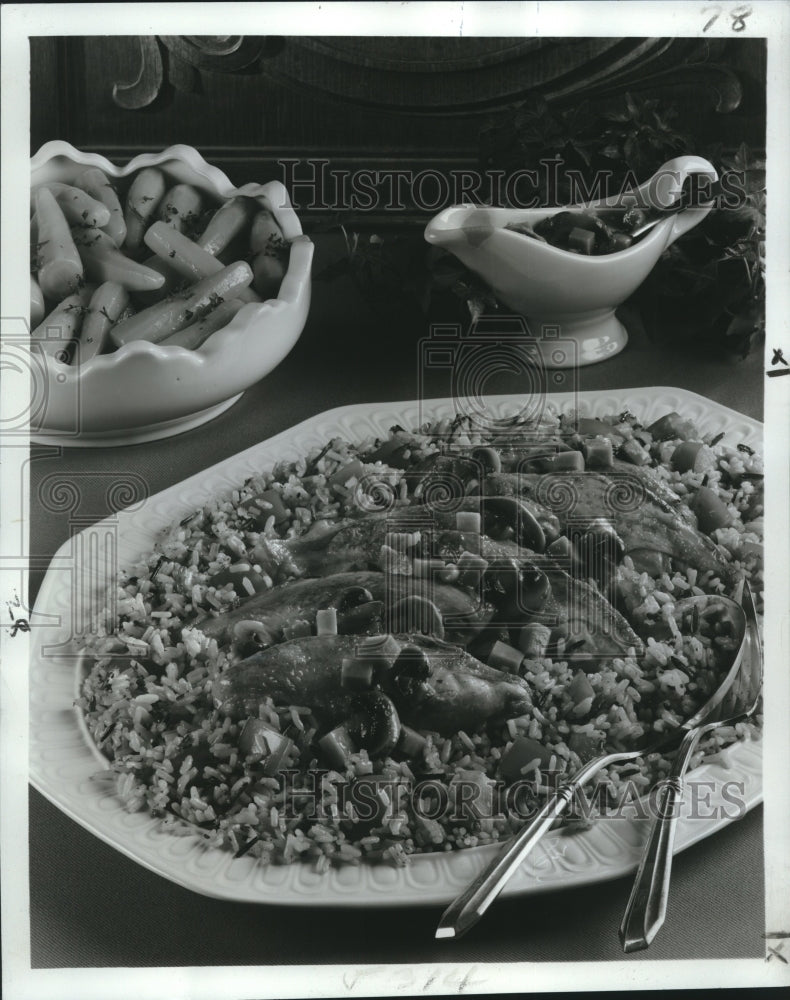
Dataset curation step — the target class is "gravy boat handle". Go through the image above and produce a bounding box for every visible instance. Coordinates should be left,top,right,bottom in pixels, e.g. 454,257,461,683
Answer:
638,155,719,245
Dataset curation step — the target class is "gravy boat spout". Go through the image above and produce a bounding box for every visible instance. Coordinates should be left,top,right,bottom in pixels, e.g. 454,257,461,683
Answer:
424,156,718,368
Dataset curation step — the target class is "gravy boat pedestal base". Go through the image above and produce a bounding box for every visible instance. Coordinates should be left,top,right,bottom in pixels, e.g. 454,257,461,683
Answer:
525,309,629,368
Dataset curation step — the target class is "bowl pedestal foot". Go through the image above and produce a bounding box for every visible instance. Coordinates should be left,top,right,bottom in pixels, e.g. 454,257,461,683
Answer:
523,309,629,368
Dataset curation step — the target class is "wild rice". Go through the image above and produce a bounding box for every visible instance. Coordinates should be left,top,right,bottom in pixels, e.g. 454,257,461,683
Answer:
77,408,763,870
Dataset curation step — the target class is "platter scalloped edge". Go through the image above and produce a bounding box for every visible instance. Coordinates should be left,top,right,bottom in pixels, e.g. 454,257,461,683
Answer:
29,387,763,906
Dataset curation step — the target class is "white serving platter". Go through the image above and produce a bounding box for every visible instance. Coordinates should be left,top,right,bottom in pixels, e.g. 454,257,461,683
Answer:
29,388,763,905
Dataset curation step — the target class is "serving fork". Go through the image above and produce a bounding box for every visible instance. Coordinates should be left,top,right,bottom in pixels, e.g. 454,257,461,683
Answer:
618,580,763,952
435,590,752,941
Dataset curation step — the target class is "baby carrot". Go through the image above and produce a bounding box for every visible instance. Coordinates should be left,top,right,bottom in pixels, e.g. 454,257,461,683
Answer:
158,183,204,236
76,281,130,363
124,167,167,252
143,221,260,302
248,208,289,298
131,255,180,306
75,167,127,246
33,186,84,300
197,197,252,255
249,209,286,254
252,251,286,300
35,182,112,228
111,260,253,347
158,298,246,350
72,226,166,292
116,303,137,325
31,292,86,363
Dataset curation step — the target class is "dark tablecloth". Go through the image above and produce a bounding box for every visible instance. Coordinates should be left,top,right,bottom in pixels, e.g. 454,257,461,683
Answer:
28,237,765,968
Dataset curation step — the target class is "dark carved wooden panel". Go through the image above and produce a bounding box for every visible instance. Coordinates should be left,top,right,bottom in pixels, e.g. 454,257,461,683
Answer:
30,35,766,193
296,37,549,72
260,37,646,112
271,37,745,115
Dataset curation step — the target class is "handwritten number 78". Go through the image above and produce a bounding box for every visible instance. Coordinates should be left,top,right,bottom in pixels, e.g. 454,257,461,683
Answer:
702,5,752,31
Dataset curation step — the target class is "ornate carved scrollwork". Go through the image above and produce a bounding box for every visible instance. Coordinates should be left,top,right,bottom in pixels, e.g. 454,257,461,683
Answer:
112,36,164,109
110,35,744,119
112,35,272,108
159,36,267,72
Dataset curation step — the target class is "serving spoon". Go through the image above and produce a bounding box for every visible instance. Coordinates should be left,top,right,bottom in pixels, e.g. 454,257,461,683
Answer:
619,580,762,951
435,590,748,941
611,176,722,240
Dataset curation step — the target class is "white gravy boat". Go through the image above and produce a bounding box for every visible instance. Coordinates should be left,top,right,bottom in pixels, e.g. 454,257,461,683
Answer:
424,156,718,367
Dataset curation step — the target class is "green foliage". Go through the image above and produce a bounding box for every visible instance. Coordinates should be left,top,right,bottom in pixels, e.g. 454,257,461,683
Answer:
315,228,435,314
596,92,691,180
479,93,597,202
480,91,690,203
640,142,765,359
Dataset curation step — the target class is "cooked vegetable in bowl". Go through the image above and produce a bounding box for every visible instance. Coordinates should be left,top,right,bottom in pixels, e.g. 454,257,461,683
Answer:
506,205,650,256
77,406,763,870
28,142,313,442
31,168,290,357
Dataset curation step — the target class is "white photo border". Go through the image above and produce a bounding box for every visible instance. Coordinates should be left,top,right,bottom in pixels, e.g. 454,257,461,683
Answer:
2,3,789,997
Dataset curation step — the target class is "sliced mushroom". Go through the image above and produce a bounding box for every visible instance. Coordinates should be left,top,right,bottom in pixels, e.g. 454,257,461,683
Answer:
390,595,445,639
334,585,375,613
484,558,551,618
483,496,546,553
483,557,522,604
345,690,402,757
512,566,552,614
389,643,431,698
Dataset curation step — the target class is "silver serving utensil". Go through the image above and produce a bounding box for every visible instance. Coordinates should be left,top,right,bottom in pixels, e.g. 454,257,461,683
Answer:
619,177,721,239
435,591,748,941
619,580,763,952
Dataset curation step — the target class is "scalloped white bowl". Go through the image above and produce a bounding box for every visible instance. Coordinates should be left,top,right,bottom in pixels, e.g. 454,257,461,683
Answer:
30,142,314,446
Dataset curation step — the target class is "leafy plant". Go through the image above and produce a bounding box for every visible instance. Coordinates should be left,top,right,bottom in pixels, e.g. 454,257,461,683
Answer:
638,142,765,359
314,227,501,324
315,228,434,313
596,92,690,182
422,248,502,321
479,93,599,203
480,91,689,204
